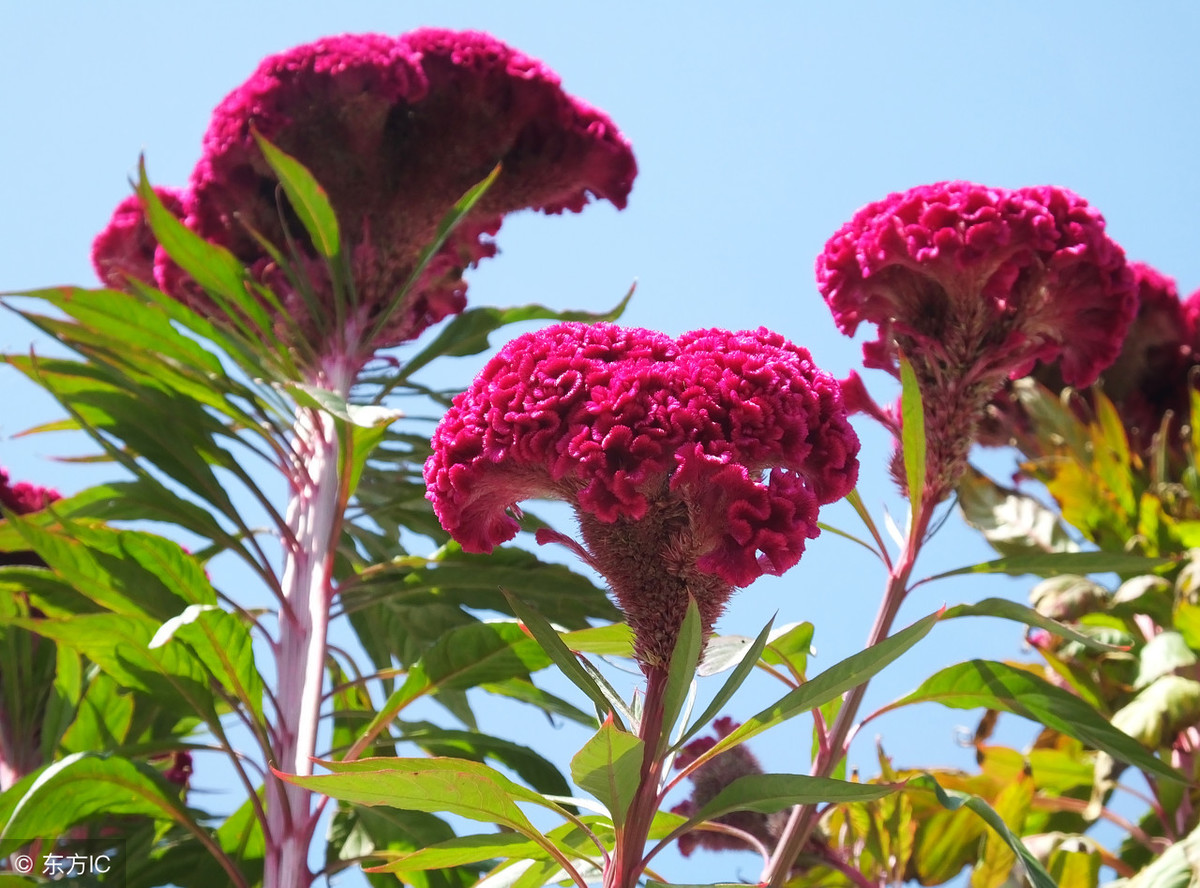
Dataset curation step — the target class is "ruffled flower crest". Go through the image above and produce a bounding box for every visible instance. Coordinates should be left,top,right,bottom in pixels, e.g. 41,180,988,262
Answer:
424,323,859,667
92,29,637,370
818,181,1137,499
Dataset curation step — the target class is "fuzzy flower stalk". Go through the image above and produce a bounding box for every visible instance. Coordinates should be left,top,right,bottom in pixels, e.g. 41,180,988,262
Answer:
425,322,858,888
818,181,1137,504
92,29,635,888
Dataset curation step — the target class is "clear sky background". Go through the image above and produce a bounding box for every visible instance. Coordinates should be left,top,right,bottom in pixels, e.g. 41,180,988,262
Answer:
2,2,1199,886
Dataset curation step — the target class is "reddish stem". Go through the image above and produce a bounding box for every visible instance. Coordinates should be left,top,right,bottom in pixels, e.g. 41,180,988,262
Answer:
605,666,670,888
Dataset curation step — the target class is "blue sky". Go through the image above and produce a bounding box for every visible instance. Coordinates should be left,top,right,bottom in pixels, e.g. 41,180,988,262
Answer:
3,2,1199,885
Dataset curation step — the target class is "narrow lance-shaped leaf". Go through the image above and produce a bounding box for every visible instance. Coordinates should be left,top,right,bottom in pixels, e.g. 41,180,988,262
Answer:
675,617,775,750
253,132,341,258
942,598,1125,652
689,773,897,826
658,596,702,754
907,774,1056,888
898,350,926,512
884,660,1184,783
504,592,620,727
695,609,941,767
284,757,580,875
400,287,633,380
926,550,1172,582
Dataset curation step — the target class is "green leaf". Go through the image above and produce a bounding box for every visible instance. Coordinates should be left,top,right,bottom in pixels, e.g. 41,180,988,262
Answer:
898,351,926,507
677,618,775,750
886,660,1184,782
367,832,541,875
570,719,644,828
956,466,1079,557
908,774,1055,888
253,132,341,258
328,804,468,888
1135,631,1197,689
928,550,1172,582
760,621,814,676
401,723,573,801
353,621,551,757
287,757,575,869
560,624,634,658
504,593,618,726
659,596,702,752
150,604,265,719
402,290,633,379
15,614,219,723
942,598,1125,651
295,758,544,827
689,773,896,824
136,166,277,345
698,609,940,764
0,754,193,854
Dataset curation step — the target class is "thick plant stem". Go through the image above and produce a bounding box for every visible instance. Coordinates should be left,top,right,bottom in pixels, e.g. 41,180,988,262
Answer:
763,497,935,888
606,666,669,888
264,364,351,888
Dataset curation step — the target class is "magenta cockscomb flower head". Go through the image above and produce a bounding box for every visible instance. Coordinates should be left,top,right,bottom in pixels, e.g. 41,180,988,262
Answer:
818,181,1137,498
424,323,859,667
981,262,1194,453
670,717,781,856
0,468,59,517
168,28,636,364
91,188,186,291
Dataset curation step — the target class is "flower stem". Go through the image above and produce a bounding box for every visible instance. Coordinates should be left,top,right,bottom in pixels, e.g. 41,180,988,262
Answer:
263,365,351,888
763,495,935,887
606,666,670,888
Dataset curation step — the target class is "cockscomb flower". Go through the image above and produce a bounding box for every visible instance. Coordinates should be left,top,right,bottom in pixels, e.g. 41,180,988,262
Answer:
818,181,1137,499
120,28,632,367
982,263,1195,454
0,468,59,518
424,323,859,667
670,716,782,856
91,189,186,292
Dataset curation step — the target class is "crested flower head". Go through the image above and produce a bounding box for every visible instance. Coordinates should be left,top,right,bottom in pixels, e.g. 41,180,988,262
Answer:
819,181,1136,386
818,182,1137,499
982,262,1196,453
91,188,186,291
0,468,59,517
424,323,859,667
0,467,60,568
170,28,636,361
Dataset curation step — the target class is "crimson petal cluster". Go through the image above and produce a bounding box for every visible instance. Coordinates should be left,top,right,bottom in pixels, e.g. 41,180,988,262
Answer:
93,29,636,367
424,322,859,666
818,181,1137,499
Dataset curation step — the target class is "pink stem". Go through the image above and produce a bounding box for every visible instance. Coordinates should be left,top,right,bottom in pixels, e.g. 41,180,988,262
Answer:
605,666,669,888
263,362,352,888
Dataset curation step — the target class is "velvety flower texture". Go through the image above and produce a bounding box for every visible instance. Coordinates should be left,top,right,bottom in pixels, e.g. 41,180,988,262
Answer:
671,717,782,856
91,189,186,292
982,263,1197,453
818,181,1137,498
92,30,635,364
189,29,633,356
424,323,859,666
